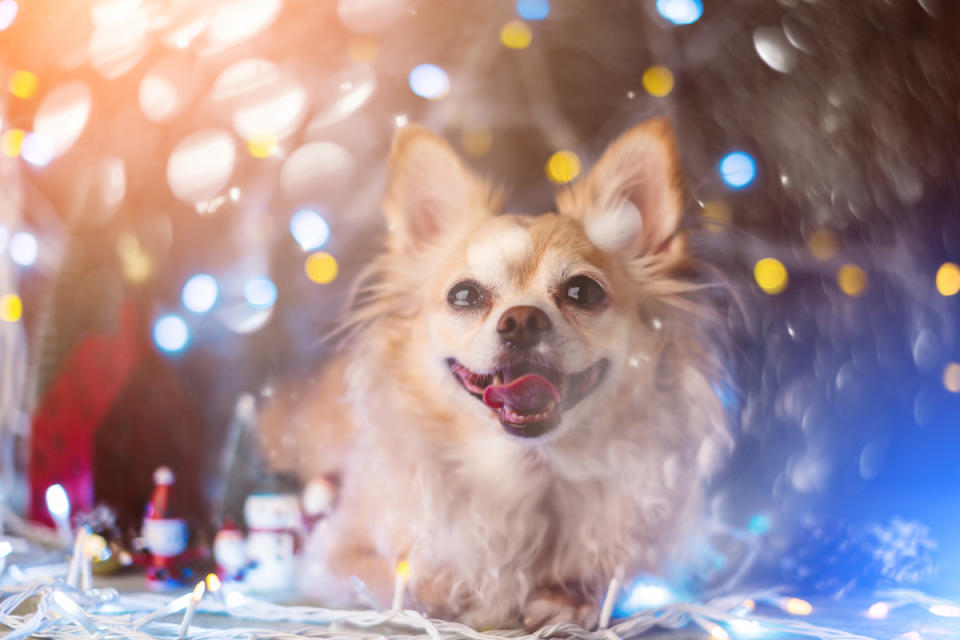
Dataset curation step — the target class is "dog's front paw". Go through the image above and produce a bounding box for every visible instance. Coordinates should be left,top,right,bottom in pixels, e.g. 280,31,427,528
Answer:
522,586,598,631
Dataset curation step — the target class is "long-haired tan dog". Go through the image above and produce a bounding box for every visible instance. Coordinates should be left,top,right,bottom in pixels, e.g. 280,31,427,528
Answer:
259,117,731,629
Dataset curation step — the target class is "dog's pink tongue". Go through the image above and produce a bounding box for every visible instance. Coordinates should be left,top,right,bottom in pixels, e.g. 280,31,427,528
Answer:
483,374,561,414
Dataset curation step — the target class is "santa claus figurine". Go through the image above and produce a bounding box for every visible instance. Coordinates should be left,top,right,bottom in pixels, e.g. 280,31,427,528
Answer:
212,518,247,583
141,466,190,590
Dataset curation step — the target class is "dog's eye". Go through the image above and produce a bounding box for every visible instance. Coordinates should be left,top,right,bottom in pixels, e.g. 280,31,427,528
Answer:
447,281,484,309
562,276,607,309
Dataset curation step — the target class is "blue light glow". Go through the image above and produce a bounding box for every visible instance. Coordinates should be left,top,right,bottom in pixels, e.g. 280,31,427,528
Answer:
0,0,17,31
656,0,702,25
21,132,54,167
748,513,772,536
409,64,450,100
516,0,549,20
289,209,330,251
719,151,757,188
244,277,277,308
9,231,37,266
154,314,190,353
616,578,677,616
45,484,70,519
182,274,218,314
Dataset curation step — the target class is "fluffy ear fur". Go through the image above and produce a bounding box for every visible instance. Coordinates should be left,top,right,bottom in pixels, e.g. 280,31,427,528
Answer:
382,125,497,254
557,118,684,257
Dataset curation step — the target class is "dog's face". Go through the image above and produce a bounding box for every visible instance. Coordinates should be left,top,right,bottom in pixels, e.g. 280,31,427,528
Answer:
381,119,686,440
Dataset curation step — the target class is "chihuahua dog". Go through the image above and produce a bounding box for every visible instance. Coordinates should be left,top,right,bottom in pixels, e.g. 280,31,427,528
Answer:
259,117,731,629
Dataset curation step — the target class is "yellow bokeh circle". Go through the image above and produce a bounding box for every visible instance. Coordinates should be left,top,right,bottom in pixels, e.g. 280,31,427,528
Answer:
1,129,25,158
0,293,23,323
837,263,867,297
545,150,580,184
642,65,674,97
754,257,788,295
348,36,379,63
500,20,532,49
808,229,838,261
305,252,339,284
247,134,278,159
936,262,960,296
9,70,38,99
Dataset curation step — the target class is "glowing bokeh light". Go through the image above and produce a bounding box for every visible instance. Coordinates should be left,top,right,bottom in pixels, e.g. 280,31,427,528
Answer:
708,625,729,640
0,224,8,253
9,70,37,99
808,228,838,260
208,0,282,47
461,128,493,157
9,231,37,266
305,252,339,284
837,263,867,297
244,277,277,308
182,274,219,314
88,6,149,78
34,83,92,157
728,619,761,634
719,151,756,188
348,36,379,63
754,257,788,295
929,604,960,618
117,233,152,283
44,484,70,519
622,581,674,612
783,597,813,616
290,209,331,251
213,59,307,142
866,602,889,619
935,262,960,296
246,134,278,159
167,129,236,203
206,573,222,593
701,200,731,232
545,150,581,184
309,64,377,129
337,0,409,33
281,142,355,203
500,20,533,49
153,314,190,354
516,0,549,20
1,129,25,157
747,513,771,535
0,0,18,30
409,64,450,100
139,62,183,122
754,26,798,73
642,65,674,97
20,132,54,167
656,0,702,25
0,293,22,323
942,362,960,393
225,591,245,607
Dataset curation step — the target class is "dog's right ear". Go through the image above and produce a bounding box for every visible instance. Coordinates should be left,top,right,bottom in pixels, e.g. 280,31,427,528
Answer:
382,126,494,254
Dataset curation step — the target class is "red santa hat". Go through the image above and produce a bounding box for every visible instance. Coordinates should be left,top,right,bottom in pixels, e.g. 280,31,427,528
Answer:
144,466,176,520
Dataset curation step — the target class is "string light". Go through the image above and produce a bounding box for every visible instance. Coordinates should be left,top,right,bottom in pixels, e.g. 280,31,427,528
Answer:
44,483,71,543
305,252,339,284
290,209,331,251
546,150,580,184
9,231,38,266
9,70,37,99
408,64,450,100
866,602,889,619
754,257,788,295
177,581,205,639
1,128,25,157
0,293,22,323
0,0,18,30
501,20,532,49
837,263,868,297
781,597,813,615
392,560,411,612
153,314,190,354
244,277,278,308
182,274,219,313
808,229,838,260
656,0,703,25
642,65,674,97
935,262,960,296
516,0,549,20
719,151,756,188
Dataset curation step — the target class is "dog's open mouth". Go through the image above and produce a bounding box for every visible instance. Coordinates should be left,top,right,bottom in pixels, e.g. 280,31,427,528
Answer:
446,358,609,438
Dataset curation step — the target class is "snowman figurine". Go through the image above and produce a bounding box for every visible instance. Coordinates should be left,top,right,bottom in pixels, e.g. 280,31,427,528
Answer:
243,474,303,594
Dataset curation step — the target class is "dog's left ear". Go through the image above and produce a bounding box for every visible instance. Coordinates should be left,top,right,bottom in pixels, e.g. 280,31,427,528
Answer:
558,118,684,257
382,125,495,254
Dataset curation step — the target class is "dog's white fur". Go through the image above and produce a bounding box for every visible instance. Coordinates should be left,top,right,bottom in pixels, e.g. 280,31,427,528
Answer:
259,118,731,629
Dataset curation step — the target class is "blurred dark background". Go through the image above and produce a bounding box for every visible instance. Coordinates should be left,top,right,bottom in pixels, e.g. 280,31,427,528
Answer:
0,0,958,604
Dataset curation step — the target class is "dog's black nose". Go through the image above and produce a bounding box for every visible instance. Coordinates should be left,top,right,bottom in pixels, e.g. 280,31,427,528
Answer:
497,306,552,349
